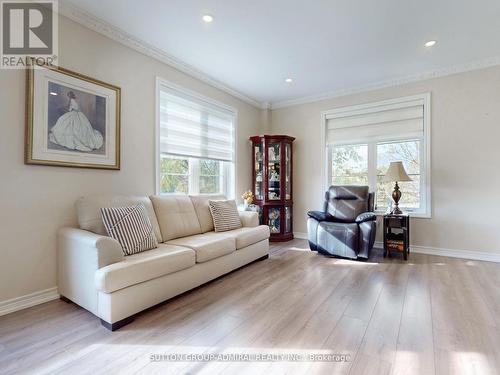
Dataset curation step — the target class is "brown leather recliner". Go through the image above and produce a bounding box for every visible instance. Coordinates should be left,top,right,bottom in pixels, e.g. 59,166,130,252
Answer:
307,186,377,260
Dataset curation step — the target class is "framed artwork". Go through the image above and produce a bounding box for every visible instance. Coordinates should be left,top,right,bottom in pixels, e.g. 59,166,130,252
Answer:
26,61,121,169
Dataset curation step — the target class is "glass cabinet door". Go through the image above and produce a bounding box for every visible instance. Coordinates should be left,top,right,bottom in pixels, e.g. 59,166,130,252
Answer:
254,143,263,200
267,143,281,200
268,207,282,234
285,206,292,233
285,143,291,200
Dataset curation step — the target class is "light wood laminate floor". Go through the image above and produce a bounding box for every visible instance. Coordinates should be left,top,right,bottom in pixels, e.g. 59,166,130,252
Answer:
1,239,500,375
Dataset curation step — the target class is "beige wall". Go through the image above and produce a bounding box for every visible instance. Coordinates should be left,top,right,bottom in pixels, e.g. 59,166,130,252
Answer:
271,66,500,254
0,16,261,302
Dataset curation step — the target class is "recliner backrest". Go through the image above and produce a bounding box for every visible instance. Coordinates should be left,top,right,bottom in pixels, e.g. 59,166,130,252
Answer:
324,186,370,222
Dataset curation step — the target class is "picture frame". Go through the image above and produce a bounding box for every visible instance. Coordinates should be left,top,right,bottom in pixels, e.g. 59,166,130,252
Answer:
26,60,121,169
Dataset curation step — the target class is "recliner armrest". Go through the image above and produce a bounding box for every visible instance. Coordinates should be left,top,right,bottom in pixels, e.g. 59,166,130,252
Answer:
355,212,377,224
307,211,333,222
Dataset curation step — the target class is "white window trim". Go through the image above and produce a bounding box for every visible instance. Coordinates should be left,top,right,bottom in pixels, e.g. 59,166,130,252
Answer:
155,77,238,198
320,93,432,218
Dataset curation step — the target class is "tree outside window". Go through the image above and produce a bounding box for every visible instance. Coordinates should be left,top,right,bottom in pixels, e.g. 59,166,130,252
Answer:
377,140,420,210
160,155,225,195
160,156,189,194
331,144,368,186
199,159,221,194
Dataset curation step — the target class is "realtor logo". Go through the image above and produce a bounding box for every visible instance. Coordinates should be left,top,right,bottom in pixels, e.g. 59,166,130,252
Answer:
1,0,58,68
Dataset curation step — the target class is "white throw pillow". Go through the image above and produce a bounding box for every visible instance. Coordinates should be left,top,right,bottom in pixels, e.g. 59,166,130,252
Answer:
101,204,158,256
208,200,242,232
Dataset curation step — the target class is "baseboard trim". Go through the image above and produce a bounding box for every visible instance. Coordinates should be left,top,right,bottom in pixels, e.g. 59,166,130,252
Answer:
374,241,500,263
0,287,60,317
294,232,308,240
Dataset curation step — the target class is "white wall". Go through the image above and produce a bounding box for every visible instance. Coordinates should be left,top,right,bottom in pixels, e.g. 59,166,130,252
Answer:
271,66,500,255
0,16,261,303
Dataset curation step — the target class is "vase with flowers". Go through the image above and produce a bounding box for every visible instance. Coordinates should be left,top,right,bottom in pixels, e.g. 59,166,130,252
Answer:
241,190,254,210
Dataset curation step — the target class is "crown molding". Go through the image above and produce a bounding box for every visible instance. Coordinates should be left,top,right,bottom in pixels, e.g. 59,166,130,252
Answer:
58,1,263,109
271,56,500,109
57,1,500,112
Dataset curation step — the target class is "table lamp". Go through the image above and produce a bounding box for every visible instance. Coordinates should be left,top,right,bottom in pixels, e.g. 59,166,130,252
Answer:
383,161,412,215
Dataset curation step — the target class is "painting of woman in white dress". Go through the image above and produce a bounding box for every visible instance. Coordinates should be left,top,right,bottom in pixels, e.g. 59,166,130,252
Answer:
47,82,106,154
26,62,120,169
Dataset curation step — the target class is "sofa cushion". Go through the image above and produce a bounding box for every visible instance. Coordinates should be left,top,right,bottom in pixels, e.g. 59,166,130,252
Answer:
208,199,242,232
167,232,236,263
94,244,195,293
238,211,260,228
223,225,270,249
150,195,202,241
76,195,163,242
101,205,158,256
190,194,225,233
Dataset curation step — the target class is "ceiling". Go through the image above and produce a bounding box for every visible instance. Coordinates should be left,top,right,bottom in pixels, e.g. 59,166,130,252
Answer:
63,0,500,108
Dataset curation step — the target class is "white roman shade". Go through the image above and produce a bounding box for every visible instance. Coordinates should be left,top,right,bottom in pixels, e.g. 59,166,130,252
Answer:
326,99,424,144
159,84,235,162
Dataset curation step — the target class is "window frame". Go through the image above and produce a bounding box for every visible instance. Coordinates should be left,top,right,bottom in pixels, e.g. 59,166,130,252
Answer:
321,93,431,218
155,77,237,198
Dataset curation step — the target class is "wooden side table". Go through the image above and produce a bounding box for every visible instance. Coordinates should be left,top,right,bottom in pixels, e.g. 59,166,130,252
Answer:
383,214,410,260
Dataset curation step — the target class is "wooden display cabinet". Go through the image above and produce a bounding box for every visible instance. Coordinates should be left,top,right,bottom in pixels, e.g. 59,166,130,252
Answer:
249,135,295,242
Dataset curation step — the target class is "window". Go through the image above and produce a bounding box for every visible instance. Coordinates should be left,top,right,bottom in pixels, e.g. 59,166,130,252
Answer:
331,144,368,186
324,94,431,217
156,80,235,197
159,155,228,195
376,140,421,210
160,155,189,194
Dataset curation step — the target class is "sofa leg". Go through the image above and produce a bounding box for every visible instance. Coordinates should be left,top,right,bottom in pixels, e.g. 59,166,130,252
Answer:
100,316,135,331
257,254,269,261
60,296,72,304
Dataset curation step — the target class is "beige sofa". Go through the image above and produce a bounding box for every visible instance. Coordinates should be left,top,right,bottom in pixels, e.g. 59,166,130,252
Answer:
57,194,270,330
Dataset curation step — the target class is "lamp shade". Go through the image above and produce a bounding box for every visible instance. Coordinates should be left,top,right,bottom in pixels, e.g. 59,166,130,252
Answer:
383,161,412,182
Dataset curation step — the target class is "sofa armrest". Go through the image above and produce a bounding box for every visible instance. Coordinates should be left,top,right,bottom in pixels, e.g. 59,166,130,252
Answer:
239,211,259,227
355,212,377,224
57,228,124,315
58,228,124,268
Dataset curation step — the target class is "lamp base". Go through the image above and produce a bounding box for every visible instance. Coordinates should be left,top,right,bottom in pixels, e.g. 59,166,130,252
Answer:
391,182,403,215
390,206,403,215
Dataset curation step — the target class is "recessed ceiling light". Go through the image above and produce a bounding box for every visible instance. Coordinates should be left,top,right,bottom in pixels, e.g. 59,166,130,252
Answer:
285,78,293,83
424,40,437,47
202,14,214,23
49,92,58,96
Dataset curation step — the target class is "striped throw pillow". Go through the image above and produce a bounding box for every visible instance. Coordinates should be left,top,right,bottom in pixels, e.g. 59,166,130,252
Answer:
208,199,242,232
101,204,158,256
